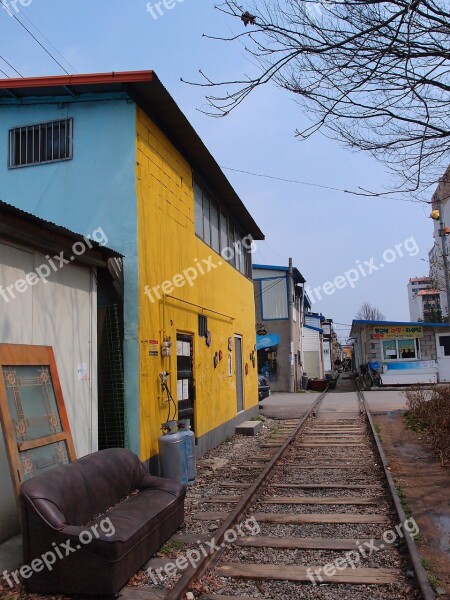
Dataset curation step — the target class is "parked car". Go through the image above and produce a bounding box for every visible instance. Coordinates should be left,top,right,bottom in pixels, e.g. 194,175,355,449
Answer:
258,375,271,401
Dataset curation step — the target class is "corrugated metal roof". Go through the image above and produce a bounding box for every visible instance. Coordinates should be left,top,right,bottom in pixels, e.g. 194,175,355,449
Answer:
0,71,264,240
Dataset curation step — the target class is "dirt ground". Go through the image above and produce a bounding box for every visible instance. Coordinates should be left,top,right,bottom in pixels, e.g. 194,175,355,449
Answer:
374,411,450,596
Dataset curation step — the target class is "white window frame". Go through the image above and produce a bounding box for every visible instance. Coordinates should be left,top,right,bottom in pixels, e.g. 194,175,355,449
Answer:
381,338,421,361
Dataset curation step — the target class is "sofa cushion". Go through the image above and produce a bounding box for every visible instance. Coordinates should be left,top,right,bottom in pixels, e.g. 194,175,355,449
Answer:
63,487,185,561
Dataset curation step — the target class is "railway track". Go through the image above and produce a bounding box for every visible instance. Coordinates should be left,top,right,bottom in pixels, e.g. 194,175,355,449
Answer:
133,386,434,600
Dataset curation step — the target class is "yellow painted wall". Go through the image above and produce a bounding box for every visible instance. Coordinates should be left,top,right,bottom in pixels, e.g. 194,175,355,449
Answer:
136,108,258,461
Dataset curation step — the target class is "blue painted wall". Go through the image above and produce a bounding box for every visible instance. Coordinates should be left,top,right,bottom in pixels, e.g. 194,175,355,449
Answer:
0,94,140,455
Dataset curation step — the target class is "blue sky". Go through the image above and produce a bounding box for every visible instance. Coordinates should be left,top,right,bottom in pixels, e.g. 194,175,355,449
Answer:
0,0,436,340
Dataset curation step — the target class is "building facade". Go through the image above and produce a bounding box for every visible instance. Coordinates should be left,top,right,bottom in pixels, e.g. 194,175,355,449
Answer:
407,277,443,322
428,166,450,318
0,71,264,472
253,263,307,392
350,319,450,384
302,312,325,380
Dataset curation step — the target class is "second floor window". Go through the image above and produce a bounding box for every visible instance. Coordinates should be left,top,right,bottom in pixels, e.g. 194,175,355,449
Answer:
194,179,252,278
9,118,73,168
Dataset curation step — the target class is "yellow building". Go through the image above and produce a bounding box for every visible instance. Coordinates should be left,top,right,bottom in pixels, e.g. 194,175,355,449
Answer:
0,71,264,471
136,104,264,465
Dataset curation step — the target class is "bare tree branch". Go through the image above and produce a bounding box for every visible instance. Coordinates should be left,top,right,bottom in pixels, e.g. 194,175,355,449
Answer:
355,301,386,320
189,0,450,193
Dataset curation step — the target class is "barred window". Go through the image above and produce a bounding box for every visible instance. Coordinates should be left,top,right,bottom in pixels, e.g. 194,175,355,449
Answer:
198,315,208,337
9,119,73,168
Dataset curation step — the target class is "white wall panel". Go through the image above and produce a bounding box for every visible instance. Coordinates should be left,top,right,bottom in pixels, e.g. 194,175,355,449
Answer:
0,242,97,542
303,327,319,352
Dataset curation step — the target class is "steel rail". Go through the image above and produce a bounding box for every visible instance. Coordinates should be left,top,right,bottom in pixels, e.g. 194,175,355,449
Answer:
163,388,328,600
358,384,435,600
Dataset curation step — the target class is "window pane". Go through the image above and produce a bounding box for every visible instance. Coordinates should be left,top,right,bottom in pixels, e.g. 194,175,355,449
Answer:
398,339,416,359
26,128,32,164
40,124,47,161
239,240,246,275
53,121,63,159
21,441,69,481
382,340,397,360
3,365,62,443
229,226,236,267
194,181,203,237
210,202,219,253
220,213,228,252
235,235,242,272
33,125,40,163
203,194,211,246
245,250,252,278
13,130,20,165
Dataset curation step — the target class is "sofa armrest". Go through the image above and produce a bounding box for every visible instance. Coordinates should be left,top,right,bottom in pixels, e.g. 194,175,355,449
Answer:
139,474,187,497
20,495,68,530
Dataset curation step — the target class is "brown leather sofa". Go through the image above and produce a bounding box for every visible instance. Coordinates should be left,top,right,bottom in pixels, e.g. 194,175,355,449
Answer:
19,448,186,597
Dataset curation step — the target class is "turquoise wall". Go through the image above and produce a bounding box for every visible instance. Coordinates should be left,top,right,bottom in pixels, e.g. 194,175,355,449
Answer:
0,94,140,455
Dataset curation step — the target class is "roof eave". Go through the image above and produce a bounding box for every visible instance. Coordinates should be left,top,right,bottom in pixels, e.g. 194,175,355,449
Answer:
0,71,264,241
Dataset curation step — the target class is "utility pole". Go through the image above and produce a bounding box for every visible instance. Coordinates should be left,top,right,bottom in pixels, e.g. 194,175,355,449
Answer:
288,257,295,393
437,196,450,327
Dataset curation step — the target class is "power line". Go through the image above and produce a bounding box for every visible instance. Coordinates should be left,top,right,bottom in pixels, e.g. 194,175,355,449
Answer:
0,53,22,77
17,10,77,74
220,166,426,204
0,68,9,78
0,1,70,75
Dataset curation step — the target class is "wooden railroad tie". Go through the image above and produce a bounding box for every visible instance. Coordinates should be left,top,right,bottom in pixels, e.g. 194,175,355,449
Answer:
270,483,382,489
220,482,251,488
261,496,381,505
217,563,398,585
303,437,365,440
203,496,381,505
306,427,363,431
281,465,373,470
235,536,392,551
298,441,367,448
251,512,390,524
193,512,389,524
